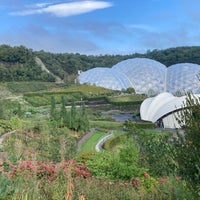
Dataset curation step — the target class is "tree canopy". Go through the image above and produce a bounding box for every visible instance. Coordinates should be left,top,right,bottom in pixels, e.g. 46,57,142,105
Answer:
1,44,200,82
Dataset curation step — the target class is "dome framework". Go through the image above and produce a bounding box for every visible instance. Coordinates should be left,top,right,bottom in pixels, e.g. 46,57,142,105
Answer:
78,58,200,95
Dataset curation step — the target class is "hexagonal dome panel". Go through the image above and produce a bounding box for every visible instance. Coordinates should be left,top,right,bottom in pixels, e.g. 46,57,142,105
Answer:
112,58,166,94
166,63,200,94
78,67,132,90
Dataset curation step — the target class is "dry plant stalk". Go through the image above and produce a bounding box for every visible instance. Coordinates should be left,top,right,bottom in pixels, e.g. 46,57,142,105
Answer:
65,168,74,200
60,135,66,162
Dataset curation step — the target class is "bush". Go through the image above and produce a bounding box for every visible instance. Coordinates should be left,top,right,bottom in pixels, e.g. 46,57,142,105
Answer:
103,134,123,151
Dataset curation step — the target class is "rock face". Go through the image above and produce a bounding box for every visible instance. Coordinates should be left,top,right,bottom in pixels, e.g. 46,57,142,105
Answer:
35,56,64,83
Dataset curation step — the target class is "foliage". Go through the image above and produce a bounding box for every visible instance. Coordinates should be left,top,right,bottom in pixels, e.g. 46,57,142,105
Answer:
7,82,63,93
24,91,83,107
0,100,19,120
80,130,108,151
6,159,91,180
124,120,156,130
137,133,176,177
174,93,200,197
0,45,54,82
89,120,123,130
103,133,123,151
124,123,176,177
85,136,144,180
2,44,200,83
2,125,77,163
125,87,136,94
0,158,193,200
107,94,146,106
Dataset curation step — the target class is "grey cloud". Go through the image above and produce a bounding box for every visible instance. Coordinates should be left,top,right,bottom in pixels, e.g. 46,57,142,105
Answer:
136,25,200,50
0,24,100,54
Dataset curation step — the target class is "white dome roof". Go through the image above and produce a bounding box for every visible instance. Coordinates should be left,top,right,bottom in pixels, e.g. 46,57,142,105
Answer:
166,63,200,94
78,58,200,95
112,58,166,94
140,92,200,123
78,67,132,90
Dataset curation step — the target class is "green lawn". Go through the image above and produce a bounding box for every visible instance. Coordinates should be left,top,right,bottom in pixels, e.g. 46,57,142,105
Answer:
108,94,146,103
80,130,123,152
80,130,108,151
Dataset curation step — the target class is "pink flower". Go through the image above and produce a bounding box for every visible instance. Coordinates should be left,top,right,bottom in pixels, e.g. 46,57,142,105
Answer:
175,177,181,181
131,178,141,188
143,172,150,178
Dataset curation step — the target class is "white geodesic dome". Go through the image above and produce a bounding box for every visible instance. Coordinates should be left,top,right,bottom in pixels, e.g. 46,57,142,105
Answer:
77,58,200,95
166,63,200,94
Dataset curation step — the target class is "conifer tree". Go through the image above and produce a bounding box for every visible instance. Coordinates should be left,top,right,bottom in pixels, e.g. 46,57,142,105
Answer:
79,103,89,131
50,96,57,121
60,96,67,124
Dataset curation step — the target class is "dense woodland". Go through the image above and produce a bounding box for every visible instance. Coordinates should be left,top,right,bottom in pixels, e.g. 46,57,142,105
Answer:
1,44,200,82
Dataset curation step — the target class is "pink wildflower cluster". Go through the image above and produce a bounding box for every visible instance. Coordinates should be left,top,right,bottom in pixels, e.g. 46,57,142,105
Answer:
131,178,141,188
57,159,91,179
6,159,91,181
143,171,150,178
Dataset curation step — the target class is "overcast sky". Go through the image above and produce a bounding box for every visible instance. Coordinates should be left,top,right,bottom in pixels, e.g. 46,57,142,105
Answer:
1,0,200,55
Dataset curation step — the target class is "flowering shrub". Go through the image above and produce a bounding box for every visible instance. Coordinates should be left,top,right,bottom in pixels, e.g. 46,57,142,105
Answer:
0,159,91,181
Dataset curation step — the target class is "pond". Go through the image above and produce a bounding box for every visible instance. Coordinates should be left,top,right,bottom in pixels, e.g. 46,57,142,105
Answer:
110,113,134,122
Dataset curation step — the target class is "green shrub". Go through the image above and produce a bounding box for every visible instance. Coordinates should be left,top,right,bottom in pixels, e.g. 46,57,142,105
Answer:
133,122,156,129
103,134,123,151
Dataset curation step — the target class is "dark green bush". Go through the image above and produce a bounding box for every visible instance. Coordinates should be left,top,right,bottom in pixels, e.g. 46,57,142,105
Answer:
133,122,156,129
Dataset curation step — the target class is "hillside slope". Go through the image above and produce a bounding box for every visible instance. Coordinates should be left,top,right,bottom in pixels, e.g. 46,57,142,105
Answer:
1,44,200,82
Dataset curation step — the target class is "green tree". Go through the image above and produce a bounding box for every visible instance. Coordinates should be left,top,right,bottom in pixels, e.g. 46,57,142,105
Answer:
16,103,22,118
78,104,89,132
0,104,4,119
126,87,135,94
50,96,57,121
70,101,78,130
60,96,67,124
174,93,200,197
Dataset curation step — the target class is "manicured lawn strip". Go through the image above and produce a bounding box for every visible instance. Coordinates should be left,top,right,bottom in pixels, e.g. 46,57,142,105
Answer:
108,94,146,102
81,130,108,151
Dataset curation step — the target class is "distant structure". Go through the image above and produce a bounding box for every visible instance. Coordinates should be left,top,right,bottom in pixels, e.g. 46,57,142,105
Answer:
77,58,200,95
140,92,200,129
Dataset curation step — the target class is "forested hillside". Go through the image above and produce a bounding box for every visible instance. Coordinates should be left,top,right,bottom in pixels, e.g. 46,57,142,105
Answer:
1,44,200,82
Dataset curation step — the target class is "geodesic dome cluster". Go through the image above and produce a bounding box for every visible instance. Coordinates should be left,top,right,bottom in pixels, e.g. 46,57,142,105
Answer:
78,58,200,95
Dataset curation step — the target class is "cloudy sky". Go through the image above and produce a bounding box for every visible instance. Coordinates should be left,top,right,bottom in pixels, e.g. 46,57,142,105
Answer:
1,0,200,55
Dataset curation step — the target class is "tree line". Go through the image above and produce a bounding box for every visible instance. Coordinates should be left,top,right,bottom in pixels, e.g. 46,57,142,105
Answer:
1,44,200,82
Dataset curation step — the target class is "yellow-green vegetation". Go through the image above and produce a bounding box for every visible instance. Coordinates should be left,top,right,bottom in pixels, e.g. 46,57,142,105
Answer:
6,81,63,93
108,94,146,103
80,130,108,151
80,130,122,152
103,132,125,152
22,84,117,106
89,120,124,130
53,84,116,96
